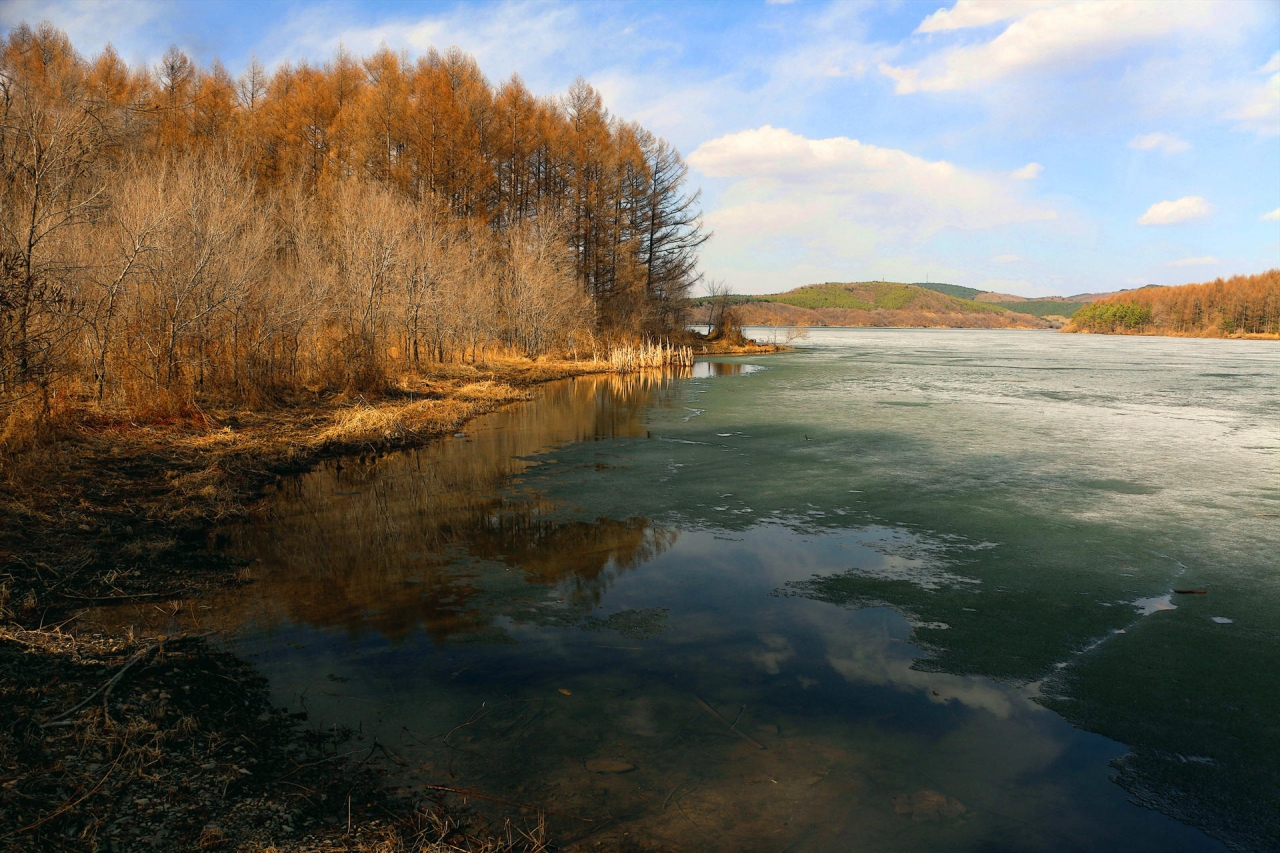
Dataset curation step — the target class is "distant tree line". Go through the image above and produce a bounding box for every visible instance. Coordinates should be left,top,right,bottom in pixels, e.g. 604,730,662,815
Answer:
1067,271,1279,337
0,22,707,419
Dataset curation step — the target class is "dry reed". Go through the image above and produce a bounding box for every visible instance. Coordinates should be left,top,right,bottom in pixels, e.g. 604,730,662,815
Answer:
605,341,694,371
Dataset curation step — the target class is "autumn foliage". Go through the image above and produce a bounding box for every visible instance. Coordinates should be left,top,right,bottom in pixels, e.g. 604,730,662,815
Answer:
1066,271,1280,337
0,23,707,428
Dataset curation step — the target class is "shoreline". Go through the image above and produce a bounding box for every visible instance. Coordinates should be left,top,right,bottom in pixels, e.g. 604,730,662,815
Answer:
0,347,784,852
1061,328,1280,340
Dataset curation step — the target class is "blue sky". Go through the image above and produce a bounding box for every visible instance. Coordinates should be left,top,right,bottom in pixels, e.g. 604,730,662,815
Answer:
3,0,1278,297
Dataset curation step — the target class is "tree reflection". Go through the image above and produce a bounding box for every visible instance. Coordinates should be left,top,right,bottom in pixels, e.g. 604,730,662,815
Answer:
210,373,681,642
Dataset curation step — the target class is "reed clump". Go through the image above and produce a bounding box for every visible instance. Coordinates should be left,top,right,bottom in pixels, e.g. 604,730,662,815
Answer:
605,341,695,371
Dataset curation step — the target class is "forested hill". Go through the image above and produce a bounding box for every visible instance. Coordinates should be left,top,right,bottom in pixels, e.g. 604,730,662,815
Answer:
692,282,1054,329
1064,271,1280,338
910,282,982,300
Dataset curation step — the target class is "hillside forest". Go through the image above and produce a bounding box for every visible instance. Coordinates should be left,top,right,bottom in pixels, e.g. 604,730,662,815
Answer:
0,23,708,429
693,282,1056,330
1065,271,1280,338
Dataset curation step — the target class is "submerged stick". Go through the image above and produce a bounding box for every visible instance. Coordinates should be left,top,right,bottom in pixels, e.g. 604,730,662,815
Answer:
694,696,766,749
422,784,594,822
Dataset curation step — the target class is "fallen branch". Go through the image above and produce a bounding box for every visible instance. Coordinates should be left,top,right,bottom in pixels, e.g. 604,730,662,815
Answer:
44,643,158,725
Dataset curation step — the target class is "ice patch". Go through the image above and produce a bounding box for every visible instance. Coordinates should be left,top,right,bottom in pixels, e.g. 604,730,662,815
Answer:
1210,616,1233,624
836,562,978,592
1133,595,1177,616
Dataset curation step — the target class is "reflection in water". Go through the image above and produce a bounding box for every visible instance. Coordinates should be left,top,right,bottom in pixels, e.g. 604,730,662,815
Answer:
84,341,1248,852
211,373,680,643
691,360,763,378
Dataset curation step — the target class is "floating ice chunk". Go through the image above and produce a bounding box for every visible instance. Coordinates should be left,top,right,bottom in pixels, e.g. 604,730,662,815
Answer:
1133,595,1177,616
1210,616,1234,624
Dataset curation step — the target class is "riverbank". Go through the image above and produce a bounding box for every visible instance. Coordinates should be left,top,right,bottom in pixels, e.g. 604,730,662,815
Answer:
0,347,783,852
1062,327,1280,340
0,358,600,852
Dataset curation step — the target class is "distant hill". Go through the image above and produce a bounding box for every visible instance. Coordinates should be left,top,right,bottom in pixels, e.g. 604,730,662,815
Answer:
986,301,1085,319
910,281,983,300
691,282,1053,329
1064,271,1280,338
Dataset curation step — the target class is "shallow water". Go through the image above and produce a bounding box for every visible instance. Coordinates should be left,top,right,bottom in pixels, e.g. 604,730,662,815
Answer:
114,329,1280,850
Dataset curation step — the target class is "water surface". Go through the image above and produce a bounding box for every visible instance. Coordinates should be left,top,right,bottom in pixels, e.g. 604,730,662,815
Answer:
128,330,1280,851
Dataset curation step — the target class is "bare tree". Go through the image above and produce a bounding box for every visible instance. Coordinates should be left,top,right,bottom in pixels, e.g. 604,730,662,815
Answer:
633,125,709,333
0,23,112,409
501,212,590,356
124,156,270,400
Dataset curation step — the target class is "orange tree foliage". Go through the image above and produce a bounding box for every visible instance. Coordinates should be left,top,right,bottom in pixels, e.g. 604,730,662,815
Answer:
0,23,708,416
1067,271,1280,337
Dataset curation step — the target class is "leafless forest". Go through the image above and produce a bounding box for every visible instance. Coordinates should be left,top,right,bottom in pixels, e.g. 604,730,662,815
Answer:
1065,271,1280,337
0,23,708,430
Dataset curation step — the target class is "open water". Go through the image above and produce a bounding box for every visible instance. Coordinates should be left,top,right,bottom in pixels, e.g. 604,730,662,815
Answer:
164,329,1280,850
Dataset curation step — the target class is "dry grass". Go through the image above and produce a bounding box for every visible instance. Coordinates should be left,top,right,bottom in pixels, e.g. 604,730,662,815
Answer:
604,341,694,371
0,625,409,853
243,811,548,852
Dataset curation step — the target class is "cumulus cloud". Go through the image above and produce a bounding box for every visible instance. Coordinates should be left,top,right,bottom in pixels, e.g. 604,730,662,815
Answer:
1260,51,1280,75
688,126,1057,291
1137,196,1213,225
1262,208,1280,221
1129,132,1191,153
916,0,1058,34
690,125,1055,231
1167,256,1220,266
885,1,1222,94
1229,63,1280,136
1010,162,1043,179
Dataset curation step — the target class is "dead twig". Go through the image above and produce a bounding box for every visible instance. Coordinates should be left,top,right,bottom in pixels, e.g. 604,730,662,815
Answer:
57,589,187,602
694,695,766,749
44,643,157,725
443,701,489,744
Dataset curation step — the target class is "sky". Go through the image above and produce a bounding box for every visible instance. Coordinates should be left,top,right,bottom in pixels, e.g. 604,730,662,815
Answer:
3,0,1278,298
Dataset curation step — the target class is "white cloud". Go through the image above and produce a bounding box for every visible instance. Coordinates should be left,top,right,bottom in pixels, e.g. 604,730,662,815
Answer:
1128,132,1191,153
1167,256,1220,266
1229,68,1280,135
0,0,167,63
916,0,1059,34
689,126,1057,291
1260,51,1280,75
690,125,1055,230
1010,162,1043,179
1262,208,1280,221
264,2,583,84
1137,196,1213,226
886,1,1223,94
993,254,1023,263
